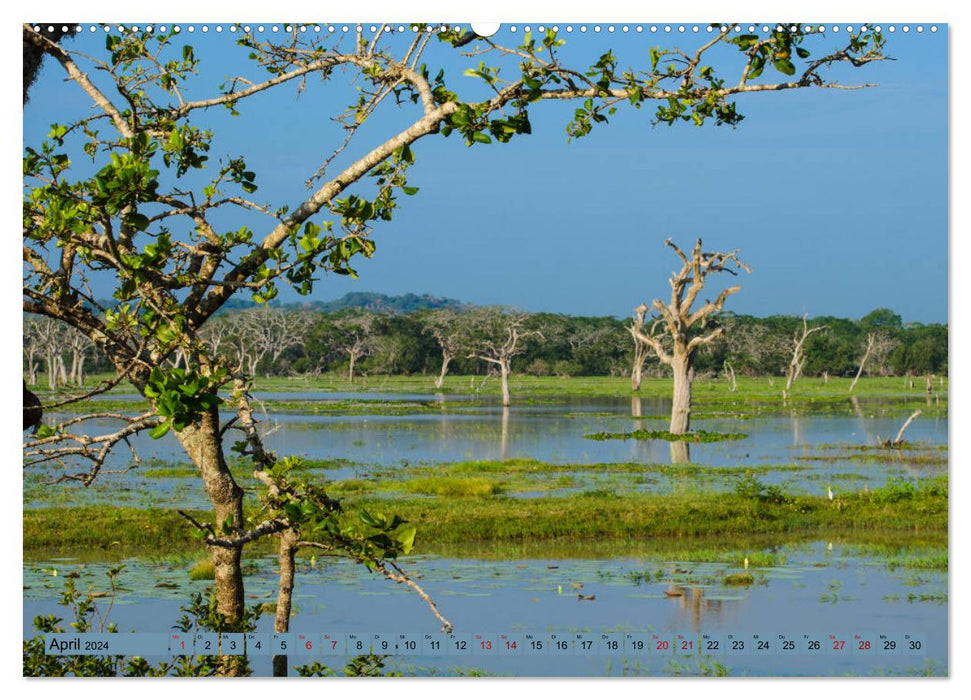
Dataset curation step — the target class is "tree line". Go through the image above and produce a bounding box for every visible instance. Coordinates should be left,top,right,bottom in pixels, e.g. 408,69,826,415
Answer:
25,305,947,389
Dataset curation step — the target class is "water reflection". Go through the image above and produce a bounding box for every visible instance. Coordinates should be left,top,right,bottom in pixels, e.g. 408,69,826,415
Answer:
669,441,690,464
666,585,725,632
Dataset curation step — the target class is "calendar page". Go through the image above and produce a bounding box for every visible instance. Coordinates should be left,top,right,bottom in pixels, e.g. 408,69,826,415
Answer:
21,9,949,681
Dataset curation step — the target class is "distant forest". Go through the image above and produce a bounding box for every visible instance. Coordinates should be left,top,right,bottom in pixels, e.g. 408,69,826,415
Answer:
24,293,947,388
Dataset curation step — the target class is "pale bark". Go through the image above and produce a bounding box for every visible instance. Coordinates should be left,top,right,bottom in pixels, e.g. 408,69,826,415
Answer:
669,441,690,465
435,353,452,390
629,304,649,391
849,333,875,392
499,360,511,407
723,361,737,392
785,315,827,393
631,239,749,435
468,309,540,408
670,353,692,434
889,410,921,447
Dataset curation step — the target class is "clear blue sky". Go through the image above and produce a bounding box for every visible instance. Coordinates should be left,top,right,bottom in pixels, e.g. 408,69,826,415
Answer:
23,23,948,323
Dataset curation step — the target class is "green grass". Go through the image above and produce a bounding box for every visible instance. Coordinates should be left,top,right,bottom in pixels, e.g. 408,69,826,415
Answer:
584,429,748,442
143,466,198,479
32,373,948,410
188,559,215,581
398,476,504,498
722,572,755,586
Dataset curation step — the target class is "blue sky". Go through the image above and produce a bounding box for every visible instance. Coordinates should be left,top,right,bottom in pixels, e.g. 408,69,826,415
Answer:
22,23,948,323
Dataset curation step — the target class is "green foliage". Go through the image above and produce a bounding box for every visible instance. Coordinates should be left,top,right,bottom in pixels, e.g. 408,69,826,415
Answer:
585,429,747,442
143,366,226,438
257,457,417,567
23,567,260,677
870,476,947,505
733,473,793,505
295,654,396,677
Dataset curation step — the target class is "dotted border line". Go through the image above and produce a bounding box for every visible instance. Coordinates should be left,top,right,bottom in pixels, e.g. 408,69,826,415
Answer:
31,23,940,36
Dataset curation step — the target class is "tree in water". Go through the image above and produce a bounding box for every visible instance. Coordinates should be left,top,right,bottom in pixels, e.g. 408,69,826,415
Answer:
631,239,750,434
629,303,651,391
784,314,828,395
466,308,541,407
421,309,466,389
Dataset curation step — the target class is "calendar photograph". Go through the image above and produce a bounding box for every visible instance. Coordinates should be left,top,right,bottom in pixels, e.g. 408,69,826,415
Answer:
21,17,948,678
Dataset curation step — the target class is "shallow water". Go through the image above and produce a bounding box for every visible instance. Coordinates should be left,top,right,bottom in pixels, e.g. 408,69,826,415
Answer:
28,393,947,509
23,392,948,676
23,541,947,676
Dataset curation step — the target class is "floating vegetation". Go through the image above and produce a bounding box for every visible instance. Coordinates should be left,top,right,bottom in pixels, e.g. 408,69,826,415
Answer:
722,572,755,586
584,429,747,442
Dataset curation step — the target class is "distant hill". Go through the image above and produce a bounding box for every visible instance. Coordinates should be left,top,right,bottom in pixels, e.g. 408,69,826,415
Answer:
295,292,468,313
215,292,468,314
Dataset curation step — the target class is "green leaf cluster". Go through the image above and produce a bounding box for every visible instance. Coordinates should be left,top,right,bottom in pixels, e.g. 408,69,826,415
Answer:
143,366,226,438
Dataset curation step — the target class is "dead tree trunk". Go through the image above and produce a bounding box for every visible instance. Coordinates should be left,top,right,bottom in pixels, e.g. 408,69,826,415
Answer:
629,303,649,392
499,359,511,407
670,351,692,434
849,332,875,392
435,352,452,390
785,315,827,393
630,239,750,435
723,360,737,392
468,310,539,409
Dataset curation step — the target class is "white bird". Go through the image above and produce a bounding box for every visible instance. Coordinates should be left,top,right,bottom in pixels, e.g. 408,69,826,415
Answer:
827,485,834,501
743,557,749,570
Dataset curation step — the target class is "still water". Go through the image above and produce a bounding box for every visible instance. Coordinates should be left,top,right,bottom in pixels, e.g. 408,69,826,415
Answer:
24,392,948,676
23,541,946,676
30,393,947,510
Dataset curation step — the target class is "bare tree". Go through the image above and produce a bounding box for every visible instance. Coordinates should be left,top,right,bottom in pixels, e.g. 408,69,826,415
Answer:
66,326,94,386
629,303,651,391
337,316,375,382
849,331,898,391
785,314,828,394
421,309,465,389
244,308,311,376
467,308,541,407
29,316,67,391
631,239,750,434
23,316,44,385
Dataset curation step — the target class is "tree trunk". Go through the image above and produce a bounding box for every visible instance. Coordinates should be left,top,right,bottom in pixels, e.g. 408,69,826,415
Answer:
272,529,298,677
499,359,511,407
175,409,246,626
631,356,643,391
46,352,57,390
348,353,356,382
436,353,451,390
849,334,874,393
669,353,692,434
